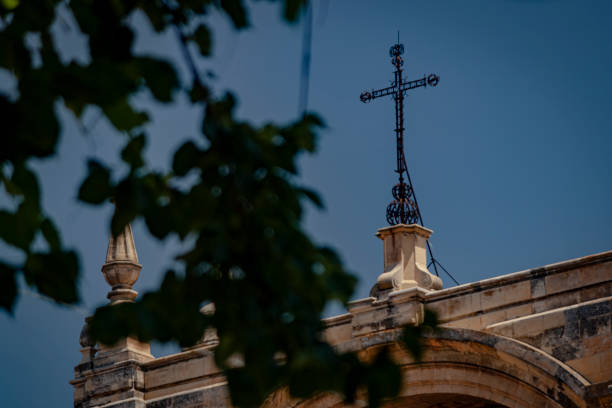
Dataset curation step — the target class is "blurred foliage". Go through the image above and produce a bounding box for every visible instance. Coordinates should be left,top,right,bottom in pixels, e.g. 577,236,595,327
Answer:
401,308,440,362
0,0,434,405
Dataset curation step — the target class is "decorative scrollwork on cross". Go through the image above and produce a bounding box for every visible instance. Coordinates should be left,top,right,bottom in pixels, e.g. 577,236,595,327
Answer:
359,42,439,226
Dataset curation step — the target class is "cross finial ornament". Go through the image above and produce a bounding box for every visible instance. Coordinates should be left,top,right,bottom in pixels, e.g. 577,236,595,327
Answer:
360,42,439,225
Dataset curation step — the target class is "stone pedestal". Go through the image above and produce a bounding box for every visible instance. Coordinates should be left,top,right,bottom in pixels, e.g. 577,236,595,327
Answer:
96,337,153,364
71,223,154,408
370,224,442,298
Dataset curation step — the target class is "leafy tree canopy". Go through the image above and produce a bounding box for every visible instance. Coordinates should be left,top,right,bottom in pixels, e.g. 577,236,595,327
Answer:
0,0,434,405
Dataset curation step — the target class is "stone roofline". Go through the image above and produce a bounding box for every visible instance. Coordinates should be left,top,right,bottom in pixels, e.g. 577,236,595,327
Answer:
72,222,611,408
323,250,612,318
317,247,611,390
322,248,612,329
425,249,612,301
117,246,610,405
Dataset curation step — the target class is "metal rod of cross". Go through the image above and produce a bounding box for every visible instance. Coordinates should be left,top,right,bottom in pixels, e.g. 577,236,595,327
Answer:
360,42,459,285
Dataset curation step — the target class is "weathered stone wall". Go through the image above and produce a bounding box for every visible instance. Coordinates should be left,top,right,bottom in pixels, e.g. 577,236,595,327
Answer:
426,251,611,384
72,244,612,408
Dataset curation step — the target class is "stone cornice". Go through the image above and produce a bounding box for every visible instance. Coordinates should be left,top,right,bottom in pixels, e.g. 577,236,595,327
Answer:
375,223,433,240
425,249,612,302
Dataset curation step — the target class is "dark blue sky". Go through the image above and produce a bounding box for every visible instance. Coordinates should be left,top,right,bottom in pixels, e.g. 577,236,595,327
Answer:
1,1,611,406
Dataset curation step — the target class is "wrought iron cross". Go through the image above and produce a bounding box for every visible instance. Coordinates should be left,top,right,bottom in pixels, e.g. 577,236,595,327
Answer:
360,43,439,226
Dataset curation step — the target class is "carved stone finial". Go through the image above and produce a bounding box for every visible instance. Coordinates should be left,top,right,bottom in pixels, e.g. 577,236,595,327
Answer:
370,224,442,298
101,224,142,304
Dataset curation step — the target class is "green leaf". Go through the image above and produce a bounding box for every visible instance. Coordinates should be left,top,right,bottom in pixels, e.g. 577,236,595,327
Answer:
140,3,168,32
11,163,40,202
400,308,439,362
5,97,60,160
297,186,323,209
189,80,210,103
401,324,423,361
121,133,146,169
366,347,402,407
89,302,141,346
90,24,135,61
89,270,210,347
172,141,200,176
191,25,212,56
110,201,137,238
1,0,19,11
283,0,308,23
0,0,393,404
282,113,324,153
144,206,173,239
423,308,439,328
41,218,61,251
134,57,179,103
0,263,18,313
102,99,149,131
78,160,112,205
0,32,30,74
0,200,41,250
23,250,80,304
220,0,249,28
1,176,20,196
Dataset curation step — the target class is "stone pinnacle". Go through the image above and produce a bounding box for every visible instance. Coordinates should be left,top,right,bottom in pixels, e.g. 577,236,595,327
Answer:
101,224,142,304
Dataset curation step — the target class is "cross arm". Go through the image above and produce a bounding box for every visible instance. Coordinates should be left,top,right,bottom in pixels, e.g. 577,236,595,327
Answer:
400,74,439,92
360,83,396,103
400,76,427,92
360,74,439,103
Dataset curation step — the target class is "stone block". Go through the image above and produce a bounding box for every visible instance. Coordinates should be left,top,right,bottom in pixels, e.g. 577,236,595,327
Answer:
545,269,581,296
584,334,612,356
530,276,546,298
480,280,531,311
145,354,219,390
578,282,611,303
443,292,482,320
351,301,421,337
566,352,607,383
579,262,612,288
532,291,580,314
487,309,566,338
505,303,533,320
480,309,507,328
321,321,352,345
443,315,482,330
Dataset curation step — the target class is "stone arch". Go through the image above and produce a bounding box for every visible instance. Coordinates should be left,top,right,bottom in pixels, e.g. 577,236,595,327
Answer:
393,328,591,408
282,328,591,408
